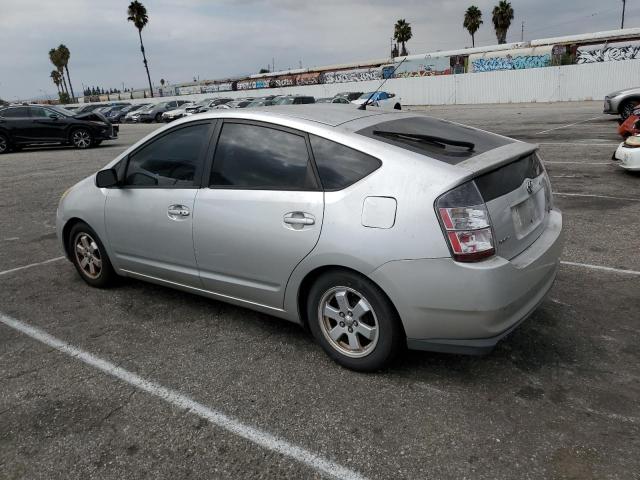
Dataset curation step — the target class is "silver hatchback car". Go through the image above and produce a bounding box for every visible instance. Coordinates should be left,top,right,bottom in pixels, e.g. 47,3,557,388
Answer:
56,105,563,371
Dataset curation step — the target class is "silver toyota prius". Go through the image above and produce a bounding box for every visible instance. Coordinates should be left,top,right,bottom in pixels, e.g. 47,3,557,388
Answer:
56,105,563,371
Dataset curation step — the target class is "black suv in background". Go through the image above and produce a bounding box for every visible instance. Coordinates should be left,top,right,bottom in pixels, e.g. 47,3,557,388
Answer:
0,105,118,153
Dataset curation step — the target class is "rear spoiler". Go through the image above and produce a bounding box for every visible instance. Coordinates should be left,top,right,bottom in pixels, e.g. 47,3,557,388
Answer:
457,142,539,176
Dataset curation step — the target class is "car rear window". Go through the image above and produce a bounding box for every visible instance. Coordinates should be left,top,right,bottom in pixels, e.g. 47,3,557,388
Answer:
474,153,544,202
309,135,381,190
357,116,513,165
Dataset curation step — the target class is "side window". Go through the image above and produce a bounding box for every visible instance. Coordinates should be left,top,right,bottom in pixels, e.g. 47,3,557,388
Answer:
30,107,48,118
124,123,211,187
1,107,29,118
309,135,381,190
210,123,315,190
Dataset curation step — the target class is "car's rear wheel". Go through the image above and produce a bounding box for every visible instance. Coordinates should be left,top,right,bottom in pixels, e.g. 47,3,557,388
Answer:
68,222,116,288
621,100,639,120
71,128,93,149
0,133,9,154
307,270,403,372
155,113,163,123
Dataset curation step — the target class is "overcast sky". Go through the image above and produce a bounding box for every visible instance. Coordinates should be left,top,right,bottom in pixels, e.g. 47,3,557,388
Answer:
0,0,637,100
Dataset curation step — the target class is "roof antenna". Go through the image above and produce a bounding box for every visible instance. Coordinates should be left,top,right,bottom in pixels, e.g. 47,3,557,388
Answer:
358,56,408,110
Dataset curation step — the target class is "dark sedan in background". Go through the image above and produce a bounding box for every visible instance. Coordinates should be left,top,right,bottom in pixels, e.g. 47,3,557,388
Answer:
0,104,118,153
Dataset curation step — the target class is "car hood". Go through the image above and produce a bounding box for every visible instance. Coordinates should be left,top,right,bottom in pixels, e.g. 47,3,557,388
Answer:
608,87,640,97
74,111,111,123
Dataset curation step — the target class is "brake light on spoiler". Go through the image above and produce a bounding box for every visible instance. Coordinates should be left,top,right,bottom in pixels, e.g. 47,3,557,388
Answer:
436,181,495,262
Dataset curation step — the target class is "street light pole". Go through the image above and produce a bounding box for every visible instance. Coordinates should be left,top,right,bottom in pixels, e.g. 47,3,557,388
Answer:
622,0,626,29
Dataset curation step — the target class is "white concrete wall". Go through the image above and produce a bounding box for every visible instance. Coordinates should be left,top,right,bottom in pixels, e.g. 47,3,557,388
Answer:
94,60,640,107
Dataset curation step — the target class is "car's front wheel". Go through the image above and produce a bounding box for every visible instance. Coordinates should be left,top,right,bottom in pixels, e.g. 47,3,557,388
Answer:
68,222,116,288
307,270,403,372
71,128,93,149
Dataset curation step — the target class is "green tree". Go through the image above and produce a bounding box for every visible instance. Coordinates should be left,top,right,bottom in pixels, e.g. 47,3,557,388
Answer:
393,19,412,57
57,44,75,101
48,48,68,95
127,1,154,97
492,0,514,44
463,6,483,47
50,70,62,95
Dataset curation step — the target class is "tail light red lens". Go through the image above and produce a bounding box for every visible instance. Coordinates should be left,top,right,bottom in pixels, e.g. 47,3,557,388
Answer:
436,182,495,262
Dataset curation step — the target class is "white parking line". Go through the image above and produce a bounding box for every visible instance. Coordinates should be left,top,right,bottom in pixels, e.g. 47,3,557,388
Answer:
536,116,602,135
560,261,640,276
0,313,368,480
539,142,619,147
554,192,640,202
0,256,65,277
544,161,612,165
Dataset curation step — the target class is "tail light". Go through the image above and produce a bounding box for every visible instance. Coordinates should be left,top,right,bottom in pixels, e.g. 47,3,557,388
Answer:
624,136,640,148
436,181,495,262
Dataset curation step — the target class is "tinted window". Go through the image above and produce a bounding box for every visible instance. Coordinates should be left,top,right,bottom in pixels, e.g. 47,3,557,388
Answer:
309,135,381,190
0,107,29,118
125,123,210,187
30,107,49,118
210,123,314,189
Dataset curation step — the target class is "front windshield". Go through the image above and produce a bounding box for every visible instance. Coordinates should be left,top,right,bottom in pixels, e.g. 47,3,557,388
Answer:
48,105,76,117
278,97,294,105
195,99,213,107
358,92,376,100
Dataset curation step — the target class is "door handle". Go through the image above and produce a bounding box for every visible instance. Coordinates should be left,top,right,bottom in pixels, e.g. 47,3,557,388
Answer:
168,205,190,217
284,217,314,225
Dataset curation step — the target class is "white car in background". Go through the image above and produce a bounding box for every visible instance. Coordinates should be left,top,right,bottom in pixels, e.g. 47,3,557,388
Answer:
613,136,640,171
162,102,195,122
351,91,402,110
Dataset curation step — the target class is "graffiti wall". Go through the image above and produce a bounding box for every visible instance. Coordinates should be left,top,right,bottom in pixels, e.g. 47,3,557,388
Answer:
202,83,233,93
393,57,451,77
176,85,202,95
321,67,381,84
469,46,553,72
576,41,640,64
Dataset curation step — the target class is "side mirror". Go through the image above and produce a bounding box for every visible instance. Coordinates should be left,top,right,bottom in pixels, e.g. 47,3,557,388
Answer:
96,168,119,188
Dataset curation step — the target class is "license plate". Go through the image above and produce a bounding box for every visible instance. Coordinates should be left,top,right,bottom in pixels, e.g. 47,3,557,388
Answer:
512,196,540,234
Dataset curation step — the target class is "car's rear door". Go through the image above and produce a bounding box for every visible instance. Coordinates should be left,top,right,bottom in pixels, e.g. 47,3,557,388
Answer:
104,120,215,286
0,106,32,142
193,120,324,309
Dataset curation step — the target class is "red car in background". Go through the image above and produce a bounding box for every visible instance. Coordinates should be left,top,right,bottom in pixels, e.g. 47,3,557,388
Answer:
618,107,640,137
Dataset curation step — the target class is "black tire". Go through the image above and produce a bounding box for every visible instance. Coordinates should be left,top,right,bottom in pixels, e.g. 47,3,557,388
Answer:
155,112,163,123
68,222,116,288
307,270,404,372
0,133,9,154
394,103,402,110
620,100,639,120
70,128,93,149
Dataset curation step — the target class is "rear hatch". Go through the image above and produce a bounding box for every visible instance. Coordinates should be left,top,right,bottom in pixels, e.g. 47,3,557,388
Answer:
357,114,552,260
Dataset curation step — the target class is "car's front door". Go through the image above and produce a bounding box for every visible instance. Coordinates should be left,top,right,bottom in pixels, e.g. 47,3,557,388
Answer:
193,121,324,309
29,106,68,141
105,121,214,286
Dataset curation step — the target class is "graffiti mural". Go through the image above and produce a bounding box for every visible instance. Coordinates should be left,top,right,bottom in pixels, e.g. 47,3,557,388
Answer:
321,68,381,84
577,44,640,64
471,54,551,72
393,57,451,77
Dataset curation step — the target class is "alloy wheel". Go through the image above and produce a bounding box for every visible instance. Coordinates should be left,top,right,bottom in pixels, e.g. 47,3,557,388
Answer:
72,130,91,148
74,233,102,279
318,286,379,358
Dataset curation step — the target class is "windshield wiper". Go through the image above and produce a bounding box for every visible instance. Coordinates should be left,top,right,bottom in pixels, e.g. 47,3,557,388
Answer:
373,130,475,151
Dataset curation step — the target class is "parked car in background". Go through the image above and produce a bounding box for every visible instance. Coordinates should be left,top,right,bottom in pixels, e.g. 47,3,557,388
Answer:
56,105,562,371
185,98,234,115
214,99,252,109
617,106,640,137
122,104,151,123
74,103,107,114
246,96,278,108
108,104,148,124
317,96,351,104
101,105,130,122
272,95,315,105
162,102,196,122
337,92,364,102
0,104,117,153
137,100,192,123
351,92,401,110
604,87,640,119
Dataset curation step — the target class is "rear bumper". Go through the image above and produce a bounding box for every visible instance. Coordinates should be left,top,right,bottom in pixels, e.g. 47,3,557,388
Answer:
613,143,640,171
369,209,563,354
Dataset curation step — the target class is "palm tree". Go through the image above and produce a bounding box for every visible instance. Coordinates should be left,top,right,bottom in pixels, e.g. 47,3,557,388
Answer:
50,70,62,95
127,1,154,97
492,0,514,44
48,48,68,95
394,19,412,57
463,6,483,47
57,44,75,101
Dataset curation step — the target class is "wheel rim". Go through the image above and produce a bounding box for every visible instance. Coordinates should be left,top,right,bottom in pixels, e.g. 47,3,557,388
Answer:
74,232,102,279
72,130,91,148
318,286,379,358
0,136,7,153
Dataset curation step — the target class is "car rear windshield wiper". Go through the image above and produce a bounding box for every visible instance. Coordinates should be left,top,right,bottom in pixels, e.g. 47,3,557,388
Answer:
372,130,475,151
